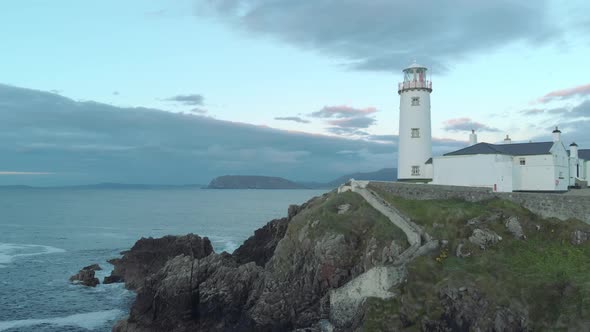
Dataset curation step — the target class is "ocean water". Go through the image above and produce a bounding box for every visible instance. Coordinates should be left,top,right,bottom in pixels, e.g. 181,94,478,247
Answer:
0,188,327,332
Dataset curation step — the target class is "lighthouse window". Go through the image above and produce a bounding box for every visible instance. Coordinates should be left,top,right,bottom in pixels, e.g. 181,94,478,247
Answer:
411,97,420,106
411,128,420,138
519,158,526,166
411,166,420,176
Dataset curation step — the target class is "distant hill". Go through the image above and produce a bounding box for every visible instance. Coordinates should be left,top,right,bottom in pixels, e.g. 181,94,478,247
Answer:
324,168,397,187
299,168,397,189
207,176,305,189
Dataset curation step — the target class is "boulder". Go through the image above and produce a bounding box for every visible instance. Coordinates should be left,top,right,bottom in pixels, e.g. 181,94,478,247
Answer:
106,234,213,289
69,264,101,287
571,230,590,245
505,216,525,239
469,229,501,249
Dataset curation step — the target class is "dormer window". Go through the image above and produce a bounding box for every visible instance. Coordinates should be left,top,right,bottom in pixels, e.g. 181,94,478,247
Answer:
411,97,420,106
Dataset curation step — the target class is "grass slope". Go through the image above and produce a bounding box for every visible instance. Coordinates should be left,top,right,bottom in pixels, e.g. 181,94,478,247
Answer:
364,184,590,331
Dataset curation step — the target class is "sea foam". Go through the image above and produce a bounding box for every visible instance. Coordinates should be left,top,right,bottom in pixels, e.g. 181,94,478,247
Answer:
0,309,123,331
0,243,66,268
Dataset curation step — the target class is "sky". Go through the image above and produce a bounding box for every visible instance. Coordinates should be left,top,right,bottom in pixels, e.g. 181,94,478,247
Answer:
1,0,590,185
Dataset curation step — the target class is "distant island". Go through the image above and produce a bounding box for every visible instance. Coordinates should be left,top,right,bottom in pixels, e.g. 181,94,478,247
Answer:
0,168,397,190
207,168,397,189
207,175,305,189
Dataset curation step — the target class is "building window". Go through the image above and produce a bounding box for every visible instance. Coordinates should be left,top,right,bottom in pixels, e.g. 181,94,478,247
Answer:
411,97,420,106
411,166,420,176
519,158,526,166
411,128,420,138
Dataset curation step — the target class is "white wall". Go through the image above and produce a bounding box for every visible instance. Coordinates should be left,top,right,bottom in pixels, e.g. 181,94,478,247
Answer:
398,89,432,180
511,143,569,191
432,154,513,192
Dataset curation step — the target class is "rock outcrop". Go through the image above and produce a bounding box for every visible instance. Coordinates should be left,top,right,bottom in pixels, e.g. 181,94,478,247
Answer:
69,264,101,287
106,234,213,289
112,192,411,332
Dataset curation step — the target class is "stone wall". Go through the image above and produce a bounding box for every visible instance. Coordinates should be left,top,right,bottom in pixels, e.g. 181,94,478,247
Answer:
370,182,590,223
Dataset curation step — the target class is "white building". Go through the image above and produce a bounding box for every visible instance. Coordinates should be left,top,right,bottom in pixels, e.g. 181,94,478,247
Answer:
395,63,588,192
397,62,433,182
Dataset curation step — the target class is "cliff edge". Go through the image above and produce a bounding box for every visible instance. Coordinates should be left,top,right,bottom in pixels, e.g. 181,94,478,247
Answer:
108,183,590,331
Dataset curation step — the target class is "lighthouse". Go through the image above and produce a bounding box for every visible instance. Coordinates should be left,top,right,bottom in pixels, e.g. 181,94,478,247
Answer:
397,62,433,181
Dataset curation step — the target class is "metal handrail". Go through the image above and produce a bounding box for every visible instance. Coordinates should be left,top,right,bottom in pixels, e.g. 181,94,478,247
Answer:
398,80,432,91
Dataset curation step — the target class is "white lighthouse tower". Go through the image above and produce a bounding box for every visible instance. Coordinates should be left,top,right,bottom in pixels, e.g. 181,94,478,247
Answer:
397,62,433,181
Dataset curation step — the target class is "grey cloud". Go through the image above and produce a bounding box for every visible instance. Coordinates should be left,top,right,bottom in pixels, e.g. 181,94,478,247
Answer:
328,116,376,129
196,0,563,71
443,117,501,132
310,106,377,118
326,127,369,136
190,107,208,114
274,116,310,124
0,84,396,185
521,109,545,116
163,94,204,106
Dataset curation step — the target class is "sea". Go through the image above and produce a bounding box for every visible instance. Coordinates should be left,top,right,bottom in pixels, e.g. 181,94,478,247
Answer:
0,188,327,332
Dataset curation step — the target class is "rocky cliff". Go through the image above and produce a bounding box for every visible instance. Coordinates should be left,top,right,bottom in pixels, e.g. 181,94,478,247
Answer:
108,186,590,332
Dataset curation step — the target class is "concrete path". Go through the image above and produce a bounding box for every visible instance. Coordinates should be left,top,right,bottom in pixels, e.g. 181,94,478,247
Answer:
329,180,439,327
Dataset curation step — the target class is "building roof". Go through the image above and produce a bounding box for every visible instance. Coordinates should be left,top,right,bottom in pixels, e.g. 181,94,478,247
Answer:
444,142,555,157
580,149,590,160
404,62,427,70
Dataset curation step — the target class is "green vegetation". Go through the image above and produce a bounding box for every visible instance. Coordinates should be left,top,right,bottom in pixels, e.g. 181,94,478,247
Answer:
364,184,590,330
287,191,409,249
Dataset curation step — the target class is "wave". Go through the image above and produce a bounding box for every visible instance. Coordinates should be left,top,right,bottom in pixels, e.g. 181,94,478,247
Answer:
0,309,123,331
0,243,66,268
208,236,240,254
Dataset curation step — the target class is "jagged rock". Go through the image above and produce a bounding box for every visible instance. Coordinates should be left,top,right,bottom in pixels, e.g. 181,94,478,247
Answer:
571,230,590,245
435,286,528,331
505,216,525,239
103,275,124,284
233,217,289,267
69,264,101,287
381,240,403,263
469,229,501,249
337,204,351,214
83,263,102,271
107,234,213,289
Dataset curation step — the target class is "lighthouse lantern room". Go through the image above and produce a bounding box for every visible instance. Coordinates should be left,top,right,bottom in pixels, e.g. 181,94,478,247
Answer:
397,62,433,181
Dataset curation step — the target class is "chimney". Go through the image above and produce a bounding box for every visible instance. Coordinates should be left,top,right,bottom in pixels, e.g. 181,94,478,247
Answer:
552,126,561,142
469,129,478,146
570,142,579,159
504,134,512,144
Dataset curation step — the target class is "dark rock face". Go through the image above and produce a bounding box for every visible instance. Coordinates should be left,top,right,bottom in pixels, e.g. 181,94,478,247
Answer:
232,217,289,266
69,264,101,287
107,234,213,289
113,196,396,332
418,286,528,332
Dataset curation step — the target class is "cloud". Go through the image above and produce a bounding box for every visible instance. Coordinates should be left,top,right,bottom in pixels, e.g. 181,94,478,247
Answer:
520,108,545,116
327,116,376,129
310,106,377,118
537,83,590,103
326,127,369,136
195,0,563,71
274,116,310,124
0,84,398,185
0,171,53,175
443,117,501,132
113,91,120,96
163,94,204,106
310,105,378,136
190,107,208,114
